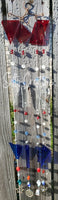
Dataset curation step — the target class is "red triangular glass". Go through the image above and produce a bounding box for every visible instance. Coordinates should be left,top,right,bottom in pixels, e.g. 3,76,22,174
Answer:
30,20,49,46
16,23,31,43
2,20,20,43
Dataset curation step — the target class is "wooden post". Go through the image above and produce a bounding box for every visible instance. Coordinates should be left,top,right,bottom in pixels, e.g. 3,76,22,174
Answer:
0,2,17,199
53,0,58,200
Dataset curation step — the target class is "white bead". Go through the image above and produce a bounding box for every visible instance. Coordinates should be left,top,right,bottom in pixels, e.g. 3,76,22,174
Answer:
36,67,39,72
14,138,17,142
11,61,14,66
43,122,45,126
21,64,25,69
17,172,20,177
25,140,28,144
36,125,40,129
42,141,45,145
24,119,28,123
36,142,39,146
14,121,17,125
41,65,45,70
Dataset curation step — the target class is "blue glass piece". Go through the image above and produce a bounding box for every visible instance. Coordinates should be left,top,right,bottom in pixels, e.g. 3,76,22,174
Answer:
42,180,45,186
23,81,26,86
40,146,50,166
20,82,24,86
17,179,22,185
9,143,22,159
25,131,29,136
42,132,46,137
9,143,53,167
35,77,39,81
42,77,46,80
27,182,31,187
25,145,30,168
36,135,40,139
16,81,19,84
12,79,16,83
14,130,18,134
35,145,51,167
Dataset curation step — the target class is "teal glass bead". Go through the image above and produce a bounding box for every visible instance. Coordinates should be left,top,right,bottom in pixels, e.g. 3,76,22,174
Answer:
17,179,22,185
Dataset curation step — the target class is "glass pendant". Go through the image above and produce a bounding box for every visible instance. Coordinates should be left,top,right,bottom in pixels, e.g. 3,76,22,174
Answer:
36,180,41,187
25,189,33,197
35,189,40,196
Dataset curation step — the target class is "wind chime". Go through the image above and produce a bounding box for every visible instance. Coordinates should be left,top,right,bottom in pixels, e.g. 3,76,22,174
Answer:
1,0,51,198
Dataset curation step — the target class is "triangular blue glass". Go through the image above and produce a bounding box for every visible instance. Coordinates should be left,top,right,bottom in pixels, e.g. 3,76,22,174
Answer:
9,143,22,159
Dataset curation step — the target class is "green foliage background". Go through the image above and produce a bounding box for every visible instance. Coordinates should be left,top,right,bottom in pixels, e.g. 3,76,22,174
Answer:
50,97,53,152
10,102,15,140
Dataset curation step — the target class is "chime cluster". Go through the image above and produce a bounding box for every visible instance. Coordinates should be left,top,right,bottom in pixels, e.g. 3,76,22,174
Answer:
10,45,49,197
2,6,50,197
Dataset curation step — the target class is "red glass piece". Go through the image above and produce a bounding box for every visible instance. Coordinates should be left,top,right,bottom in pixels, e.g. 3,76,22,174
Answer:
36,49,38,54
10,49,14,54
15,23,31,43
1,20,31,44
22,50,24,55
1,20,20,43
42,111,46,114
24,111,28,115
42,169,45,173
16,167,20,172
42,49,45,54
13,109,17,112
37,168,41,173
30,20,49,46
37,116,40,120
